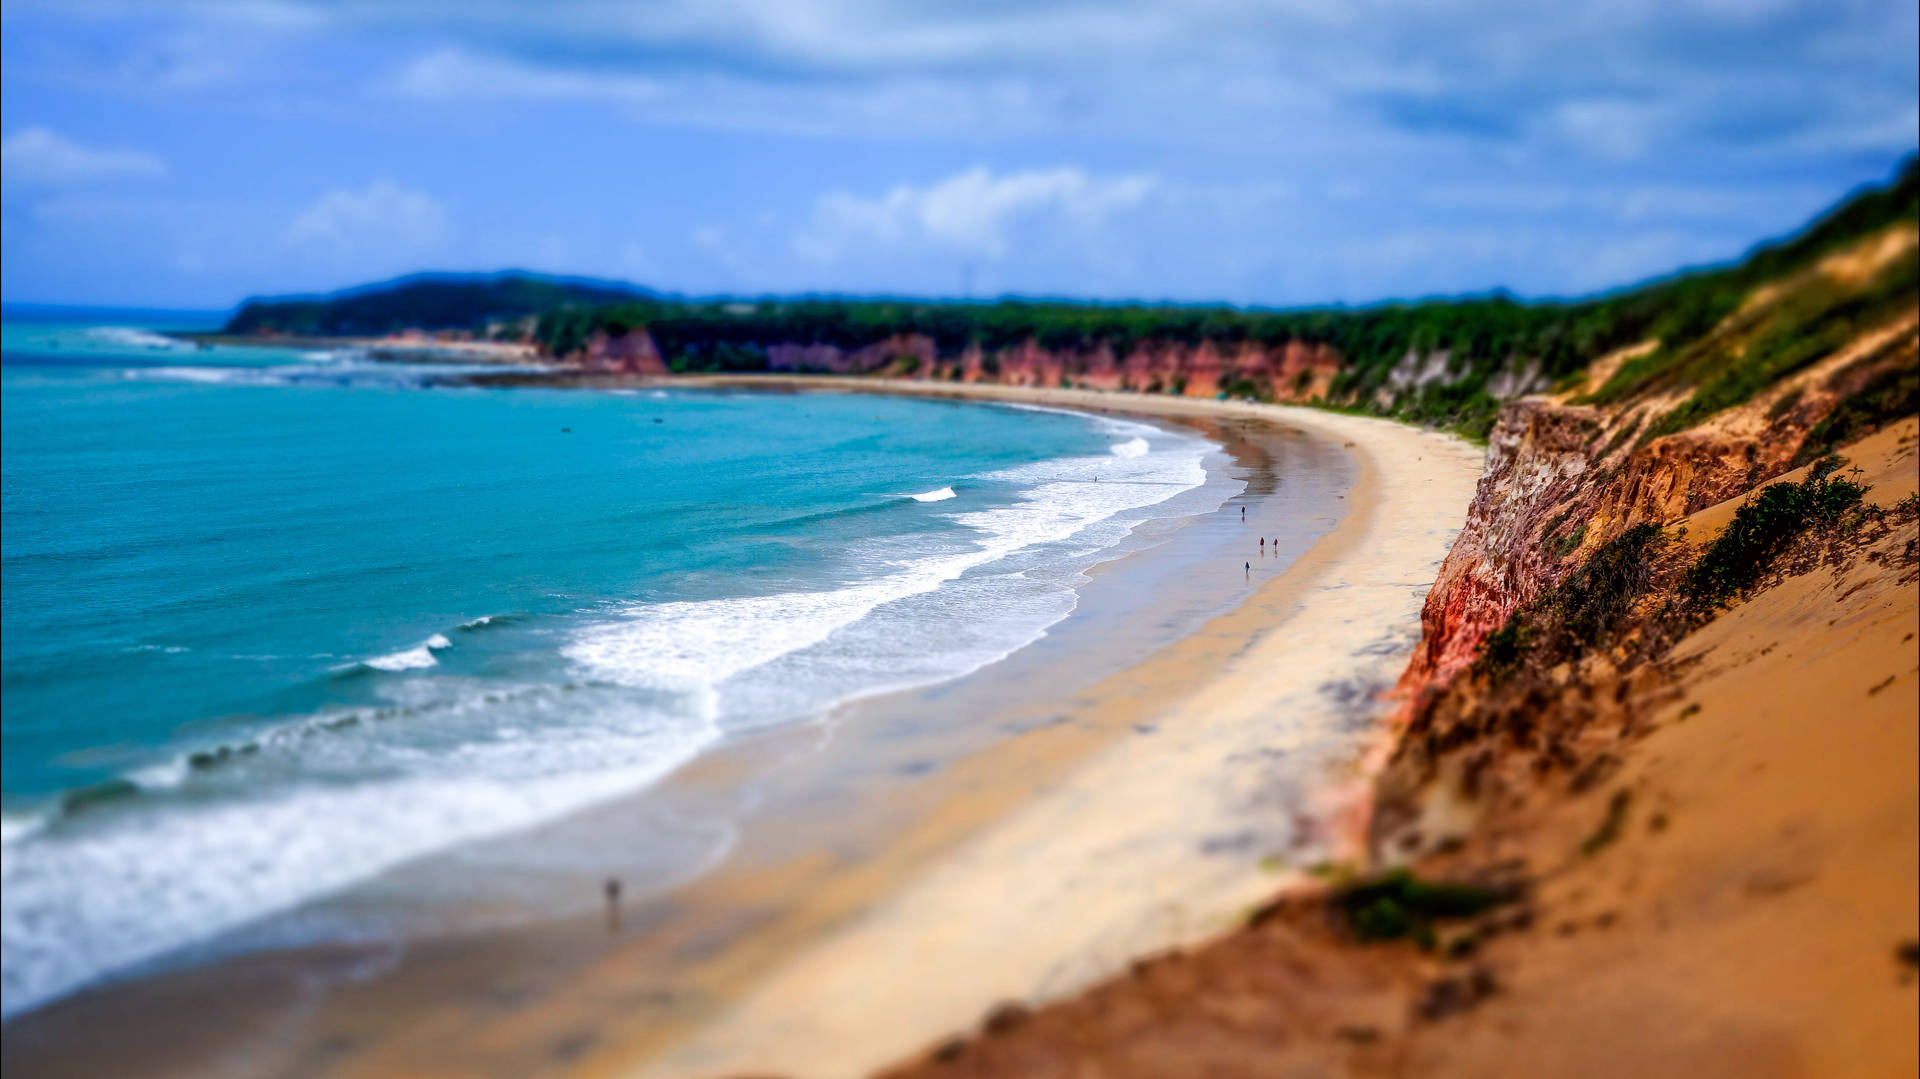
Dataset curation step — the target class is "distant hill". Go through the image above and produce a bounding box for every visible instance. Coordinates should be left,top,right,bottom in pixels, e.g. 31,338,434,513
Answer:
218,158,1916,443
521,157,1916,440
223,272,656,337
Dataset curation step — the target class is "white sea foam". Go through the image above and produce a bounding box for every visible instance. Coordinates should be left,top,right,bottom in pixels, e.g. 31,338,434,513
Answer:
362,634,452,672
0,684,721,1019
0,812,48,847
84,326,190,351
127,758,191,791
1109,436,1150,458
128,351,506,391
133,365,249,384
906,486,956,502
565,408,1224,738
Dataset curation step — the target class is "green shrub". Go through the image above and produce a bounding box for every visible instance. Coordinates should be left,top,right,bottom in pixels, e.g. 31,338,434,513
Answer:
1680,458,1868,608
1553,522,1587,559
1335,869,1510,945
1474,523,1663,682
1794,357,1920,465
1475,616,1537,680
1553,523,1662,650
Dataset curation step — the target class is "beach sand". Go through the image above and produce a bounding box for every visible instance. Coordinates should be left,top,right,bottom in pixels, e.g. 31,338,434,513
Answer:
620,380,1484,1079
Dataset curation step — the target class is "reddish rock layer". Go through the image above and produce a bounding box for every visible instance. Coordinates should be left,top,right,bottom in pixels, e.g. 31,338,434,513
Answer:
564,330,1343,402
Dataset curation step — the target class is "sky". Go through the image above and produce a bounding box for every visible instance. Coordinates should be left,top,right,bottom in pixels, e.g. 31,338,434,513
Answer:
1,1,1915,311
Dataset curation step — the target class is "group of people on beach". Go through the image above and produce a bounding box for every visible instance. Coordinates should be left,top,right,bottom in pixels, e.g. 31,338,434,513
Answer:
1241,504,1276,577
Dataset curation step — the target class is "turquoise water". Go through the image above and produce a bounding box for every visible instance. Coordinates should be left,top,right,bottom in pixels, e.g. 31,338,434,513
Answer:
0,316,1228,1017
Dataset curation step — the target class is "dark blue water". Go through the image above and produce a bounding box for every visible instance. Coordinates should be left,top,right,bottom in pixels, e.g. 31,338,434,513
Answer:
0,318,1229,1017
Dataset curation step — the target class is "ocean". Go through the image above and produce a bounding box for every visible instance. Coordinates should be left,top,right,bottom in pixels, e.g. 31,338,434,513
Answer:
0,314,1233,1018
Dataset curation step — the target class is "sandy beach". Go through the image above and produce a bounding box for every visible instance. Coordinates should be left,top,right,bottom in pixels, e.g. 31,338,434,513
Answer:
622,379,1485,1078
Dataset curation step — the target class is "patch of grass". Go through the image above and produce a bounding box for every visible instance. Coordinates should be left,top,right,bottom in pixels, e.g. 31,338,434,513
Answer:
1335,869,1511,946
1680,457,1868,608
1637,247,1919,443
1219,375,1266,401
1767,385,1805,421
1474,523,1664,682
1585,162,1918,411
1596,417,1640,460
1554,523,1662,649
1581,788,1633,856
1474,617,1537,680
1396,381,1504,441
1793,354,1920,466
1553,522,1587,560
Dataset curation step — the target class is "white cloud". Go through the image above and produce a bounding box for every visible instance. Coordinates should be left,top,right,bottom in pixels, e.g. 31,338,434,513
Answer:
1,127,167,187
384,47,1057,138
797,166,1159,262
1548,99,1666,162
392,47,664,104
287,179,445,254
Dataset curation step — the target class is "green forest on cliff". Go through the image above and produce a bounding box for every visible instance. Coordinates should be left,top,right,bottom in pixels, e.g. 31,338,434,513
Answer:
228,160,1917,440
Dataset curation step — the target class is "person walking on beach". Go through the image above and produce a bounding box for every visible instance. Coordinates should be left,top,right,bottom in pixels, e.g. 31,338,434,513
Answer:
605,877,623,934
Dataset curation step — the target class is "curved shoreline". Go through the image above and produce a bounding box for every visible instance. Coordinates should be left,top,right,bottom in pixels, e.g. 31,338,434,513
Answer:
0,377,1484,1079
619,377,1484,1078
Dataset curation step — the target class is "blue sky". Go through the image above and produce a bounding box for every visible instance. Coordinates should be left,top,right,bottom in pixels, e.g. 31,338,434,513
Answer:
2,1,1915,310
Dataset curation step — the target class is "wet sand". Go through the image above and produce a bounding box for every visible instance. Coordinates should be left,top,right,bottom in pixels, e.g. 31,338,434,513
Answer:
0,380,1483,1079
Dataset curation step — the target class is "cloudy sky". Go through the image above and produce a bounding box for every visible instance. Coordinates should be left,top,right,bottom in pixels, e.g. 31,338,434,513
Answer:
2,1,1914,310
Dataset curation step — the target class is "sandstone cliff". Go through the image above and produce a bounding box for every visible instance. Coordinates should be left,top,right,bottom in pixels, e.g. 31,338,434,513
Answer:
577,325,1352,404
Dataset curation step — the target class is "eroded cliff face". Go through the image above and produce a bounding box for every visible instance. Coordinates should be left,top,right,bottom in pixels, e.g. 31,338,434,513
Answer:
564,329,1353,402
774,335,1347,401
1397,310,1919,711
1397,402,1597,694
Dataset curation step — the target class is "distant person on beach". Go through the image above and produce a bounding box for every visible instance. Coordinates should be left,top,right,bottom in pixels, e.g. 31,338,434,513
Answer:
605,877,622,934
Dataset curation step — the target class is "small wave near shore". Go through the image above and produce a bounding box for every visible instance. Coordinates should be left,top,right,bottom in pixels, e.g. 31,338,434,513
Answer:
564,412,1228,739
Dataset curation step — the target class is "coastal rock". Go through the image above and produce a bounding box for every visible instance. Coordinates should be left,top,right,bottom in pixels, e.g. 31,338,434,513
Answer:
766,333,938,375
1397,399,1596,695
1396,309,1918,707
582,327,667,375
